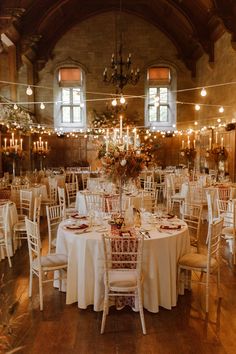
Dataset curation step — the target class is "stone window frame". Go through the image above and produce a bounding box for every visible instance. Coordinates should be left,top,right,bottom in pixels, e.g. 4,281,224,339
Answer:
54,58,87,131
145,64,176,130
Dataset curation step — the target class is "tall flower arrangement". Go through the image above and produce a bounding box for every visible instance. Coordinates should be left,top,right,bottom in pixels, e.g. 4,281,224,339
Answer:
98,143,146,184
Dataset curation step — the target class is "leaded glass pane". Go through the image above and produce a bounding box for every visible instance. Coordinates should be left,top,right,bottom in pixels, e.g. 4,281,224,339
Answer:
73,106,81,122
62,106,70,123
160,105,168,122
62,88,70,104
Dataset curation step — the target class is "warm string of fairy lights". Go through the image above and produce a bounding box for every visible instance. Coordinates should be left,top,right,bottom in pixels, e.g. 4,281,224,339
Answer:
1,79,236,137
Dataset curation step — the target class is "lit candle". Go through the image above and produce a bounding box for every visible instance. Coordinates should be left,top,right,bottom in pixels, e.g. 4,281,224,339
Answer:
4,138,6,149
10,139,12,147
126,126,129,150
209,137,212,150
34,141,36,150
193,139,196,149
113,128,117,142
11,133,14,146
119,115,123,140
221,137,224,148
215,131,218,144
39,136,42,147
133,128,137,148
15,139,17,152
182,140,184,149
37,141,39,149
187,137,190,149
20,138,23,150
106,128,109,152
45,141,48,150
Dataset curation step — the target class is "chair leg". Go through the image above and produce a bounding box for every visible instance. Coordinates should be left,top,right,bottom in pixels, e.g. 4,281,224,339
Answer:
206,272,210,313
5,242,12,268
217,266,221,298
101,290,109,334
39,273,44,311
29,269,33,297
137,287,146,335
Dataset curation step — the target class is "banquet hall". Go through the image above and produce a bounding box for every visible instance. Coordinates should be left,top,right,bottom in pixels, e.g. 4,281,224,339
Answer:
0,0,236,353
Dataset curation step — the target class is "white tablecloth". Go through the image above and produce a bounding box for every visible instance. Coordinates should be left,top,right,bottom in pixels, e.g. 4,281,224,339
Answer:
0,201,18,260
56,220,190,313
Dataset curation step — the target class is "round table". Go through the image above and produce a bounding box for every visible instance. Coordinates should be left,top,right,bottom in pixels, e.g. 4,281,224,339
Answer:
56,218,190,313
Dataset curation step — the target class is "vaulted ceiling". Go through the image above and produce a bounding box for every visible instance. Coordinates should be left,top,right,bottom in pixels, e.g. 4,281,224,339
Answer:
0,0,235,75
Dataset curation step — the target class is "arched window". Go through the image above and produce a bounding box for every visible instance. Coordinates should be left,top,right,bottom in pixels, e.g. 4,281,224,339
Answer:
145,66,176,129
54,66,86,131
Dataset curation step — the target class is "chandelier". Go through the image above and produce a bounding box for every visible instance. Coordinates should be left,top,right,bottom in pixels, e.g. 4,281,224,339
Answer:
103,2,140,92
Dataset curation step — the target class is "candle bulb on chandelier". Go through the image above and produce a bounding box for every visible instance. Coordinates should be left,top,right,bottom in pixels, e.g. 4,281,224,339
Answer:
133,128,137,149
119,115,123,140
193,139,196,149
209,137,212,150
15,139,18,152
187,137,190,149
215,131,218,144
126,126,129,150
4,138,6,149
20,139,23,150
221,137,224,148
182,140,184,149
106,128,109,153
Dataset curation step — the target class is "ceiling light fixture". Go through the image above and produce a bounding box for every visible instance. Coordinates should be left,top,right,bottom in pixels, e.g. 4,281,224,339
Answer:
26,86,33,95
200,88,207,97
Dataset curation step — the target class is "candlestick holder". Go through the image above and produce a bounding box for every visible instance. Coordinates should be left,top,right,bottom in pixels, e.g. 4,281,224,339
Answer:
32,138,50,170
1,139,24,178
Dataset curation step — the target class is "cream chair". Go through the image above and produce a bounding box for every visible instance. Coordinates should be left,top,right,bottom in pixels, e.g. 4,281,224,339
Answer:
101,233,146,334
65,182,78,208
25,218,67,311
216,187,231,201
84,192,105,213
0,203,12,267
178,218,224,312
17,189,33,220
220,200,236,265
13,193,40,252
46,204,63,254
181,203,202,251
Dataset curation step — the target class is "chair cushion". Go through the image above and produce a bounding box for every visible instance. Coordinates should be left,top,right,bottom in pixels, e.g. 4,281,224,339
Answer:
107,270,138,288
222,227,234,236
32,254,67,270
178,253,217,269
14,221,26,231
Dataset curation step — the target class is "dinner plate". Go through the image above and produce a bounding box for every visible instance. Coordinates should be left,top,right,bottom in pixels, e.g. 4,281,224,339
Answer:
65,223,89,230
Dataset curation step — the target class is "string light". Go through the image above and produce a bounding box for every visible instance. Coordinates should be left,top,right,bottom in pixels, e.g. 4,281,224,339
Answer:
26,86,33,96
219,106,224,113
80,102,85,108
195,104,201,111
13,104,18,110
200,87,207,97
40,102,45,110
194,121,198,125
111,98,117,106
120,95,126,104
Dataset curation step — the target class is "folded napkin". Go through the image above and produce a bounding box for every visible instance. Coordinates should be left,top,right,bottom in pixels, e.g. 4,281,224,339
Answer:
160,224,181,230
66,223,88,230
71,213,87,220
162,213,175,219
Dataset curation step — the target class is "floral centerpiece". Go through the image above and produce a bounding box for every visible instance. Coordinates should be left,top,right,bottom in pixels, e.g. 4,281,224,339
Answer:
180,147,196,162
98,142,146,213
98,143,146,184
210,146,228,162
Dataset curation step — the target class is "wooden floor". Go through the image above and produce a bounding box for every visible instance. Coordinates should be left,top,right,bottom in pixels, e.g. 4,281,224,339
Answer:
1,219,236,354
